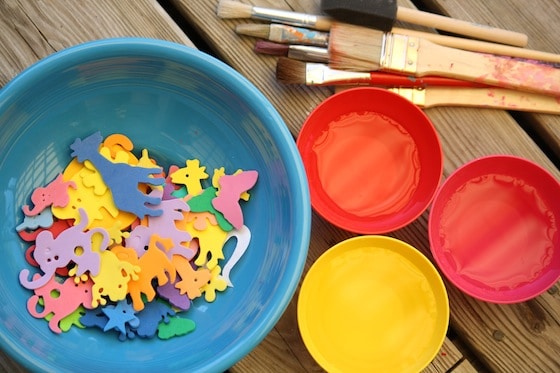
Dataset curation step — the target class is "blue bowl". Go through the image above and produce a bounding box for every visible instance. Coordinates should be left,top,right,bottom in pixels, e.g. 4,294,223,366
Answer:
0,38,310,372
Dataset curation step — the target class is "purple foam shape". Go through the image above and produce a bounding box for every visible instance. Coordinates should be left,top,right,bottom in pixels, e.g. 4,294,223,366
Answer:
125,198,194,259
157,281,191,310
19,208,110,290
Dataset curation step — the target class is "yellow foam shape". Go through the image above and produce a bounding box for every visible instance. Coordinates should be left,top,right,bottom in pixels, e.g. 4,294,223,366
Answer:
171,159,208,196
200,265,227,302
90,250,140,308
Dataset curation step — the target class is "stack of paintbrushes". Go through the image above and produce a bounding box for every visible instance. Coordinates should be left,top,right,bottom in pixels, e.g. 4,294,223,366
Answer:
217,0,560,114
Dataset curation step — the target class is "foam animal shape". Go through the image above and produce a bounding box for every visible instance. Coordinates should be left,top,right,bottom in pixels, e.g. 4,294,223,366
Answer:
221,225,251,287
80,308,136,341
200,265,228,302
26,274,94,333
157,317,196,340
187,187,232,232
15,209,54,232
157,280,191,310
170,159,209,196
69,132,165,217
51,160,126,229
126,235,177,311
171,254,211,300
90,250,140,308
135,300,175,339
181,212,228,270
212,170,258,230
125,198,194,259
19,208,110,290
22,173,77,216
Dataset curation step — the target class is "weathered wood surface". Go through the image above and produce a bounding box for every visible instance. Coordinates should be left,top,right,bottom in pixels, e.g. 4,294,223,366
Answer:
0,0,194,87
173,0,560,372
0,0,558,372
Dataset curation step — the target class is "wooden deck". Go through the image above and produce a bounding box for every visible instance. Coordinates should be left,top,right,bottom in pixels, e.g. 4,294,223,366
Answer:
0,0,558,372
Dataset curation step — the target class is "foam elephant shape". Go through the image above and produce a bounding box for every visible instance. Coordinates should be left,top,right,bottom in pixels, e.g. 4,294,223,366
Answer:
22,173,76,216
26,274,94,333
19,208,110,290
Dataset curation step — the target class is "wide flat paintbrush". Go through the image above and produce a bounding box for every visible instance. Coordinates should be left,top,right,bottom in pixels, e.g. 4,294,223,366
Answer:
328,22,560,97
334,86,560,115
388,87,560,114
248,27,560,64
276,57,486,88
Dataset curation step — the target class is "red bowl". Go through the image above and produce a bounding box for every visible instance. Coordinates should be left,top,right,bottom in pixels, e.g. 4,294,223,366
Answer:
297,87,443,234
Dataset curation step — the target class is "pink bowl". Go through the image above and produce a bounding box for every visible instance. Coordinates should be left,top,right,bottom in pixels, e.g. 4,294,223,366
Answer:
429,155,560,303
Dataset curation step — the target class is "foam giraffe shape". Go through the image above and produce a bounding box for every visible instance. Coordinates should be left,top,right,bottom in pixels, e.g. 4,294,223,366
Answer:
69,132,165,217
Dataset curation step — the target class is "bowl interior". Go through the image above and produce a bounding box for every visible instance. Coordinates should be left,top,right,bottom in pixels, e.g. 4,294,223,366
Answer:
429,155,560,303
298,235,449,372
0,38,310,372
297,87,442,234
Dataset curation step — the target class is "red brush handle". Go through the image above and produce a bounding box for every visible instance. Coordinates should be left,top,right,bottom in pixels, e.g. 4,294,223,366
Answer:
368,72,487,88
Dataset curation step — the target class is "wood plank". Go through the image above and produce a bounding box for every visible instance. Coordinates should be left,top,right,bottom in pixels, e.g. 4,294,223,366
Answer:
420,0,560,161
174,0,560,372
0,0,194,87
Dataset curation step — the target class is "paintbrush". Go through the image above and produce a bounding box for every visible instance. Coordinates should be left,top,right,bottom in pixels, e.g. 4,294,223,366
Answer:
236,24,329,47
217,0,332,31
256,37,560,66
328,22,560,97
254,41,329,63
321,0,528,47
217,0,528,47
334,86,560,115
276,57,486,88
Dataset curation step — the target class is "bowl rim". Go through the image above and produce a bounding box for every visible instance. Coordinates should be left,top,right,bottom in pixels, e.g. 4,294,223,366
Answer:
0,37,311,372
428,154,560,303
296,86,443,234
297,234,450,372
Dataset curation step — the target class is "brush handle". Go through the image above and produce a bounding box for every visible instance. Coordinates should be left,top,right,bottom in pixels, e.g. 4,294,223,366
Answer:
392,27,560,64
409,38,560,96
364,72,485,88
390,86,560,114
396,7,528,47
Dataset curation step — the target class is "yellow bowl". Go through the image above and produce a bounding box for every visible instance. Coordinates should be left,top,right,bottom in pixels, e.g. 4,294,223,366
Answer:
298,235,449,373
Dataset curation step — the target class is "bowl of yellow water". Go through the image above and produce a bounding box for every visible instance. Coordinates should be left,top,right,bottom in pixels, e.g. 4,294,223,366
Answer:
298,235,449,372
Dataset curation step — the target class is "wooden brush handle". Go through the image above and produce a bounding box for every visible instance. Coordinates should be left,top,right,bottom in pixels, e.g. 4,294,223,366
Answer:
392,27,560,64
396,7,528,47
390,87,560,114
412,38,560,96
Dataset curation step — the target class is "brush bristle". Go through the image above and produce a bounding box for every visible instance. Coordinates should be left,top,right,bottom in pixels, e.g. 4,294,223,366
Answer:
254,41,290,56
276,57,308,84
216,0,253,19
328,22,384,71
236,24,271,39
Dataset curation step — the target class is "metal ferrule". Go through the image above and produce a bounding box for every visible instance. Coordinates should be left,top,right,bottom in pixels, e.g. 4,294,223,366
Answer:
305,63,372,85
252,6,320,29
381,33,419,74
287,46,330,63
388,87,426,105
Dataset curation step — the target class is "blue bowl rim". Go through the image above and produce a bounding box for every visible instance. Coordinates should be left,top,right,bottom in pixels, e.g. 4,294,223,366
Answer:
0,37,311,372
